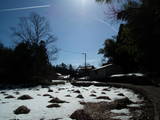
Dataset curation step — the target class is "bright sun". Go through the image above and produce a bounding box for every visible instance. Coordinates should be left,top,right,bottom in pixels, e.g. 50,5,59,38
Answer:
81,0,87,5
81,0,86,3
73,0,91,8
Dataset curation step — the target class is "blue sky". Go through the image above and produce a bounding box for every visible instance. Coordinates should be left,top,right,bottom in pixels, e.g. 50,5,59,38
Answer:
0,0,120,67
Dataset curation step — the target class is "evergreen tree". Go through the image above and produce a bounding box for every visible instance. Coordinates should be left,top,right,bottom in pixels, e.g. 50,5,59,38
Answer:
97,0,160,72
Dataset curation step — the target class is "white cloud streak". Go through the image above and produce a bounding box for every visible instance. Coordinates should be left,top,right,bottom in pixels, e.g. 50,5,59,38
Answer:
0,5,50,12
0,4,118,33
93,17,118,33
79,12,118,33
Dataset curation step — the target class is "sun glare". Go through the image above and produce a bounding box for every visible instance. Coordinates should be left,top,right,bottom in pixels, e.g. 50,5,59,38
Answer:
73,0,92,8
81,0,88,6
81,0,86,4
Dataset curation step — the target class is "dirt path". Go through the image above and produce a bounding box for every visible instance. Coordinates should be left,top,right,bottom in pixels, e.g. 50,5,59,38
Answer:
108,83,160,120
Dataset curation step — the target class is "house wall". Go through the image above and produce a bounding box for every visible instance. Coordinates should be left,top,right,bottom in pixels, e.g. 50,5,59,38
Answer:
89,64,123,81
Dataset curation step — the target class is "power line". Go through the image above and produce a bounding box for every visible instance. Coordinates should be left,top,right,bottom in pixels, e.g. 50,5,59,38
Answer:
59,49,87,68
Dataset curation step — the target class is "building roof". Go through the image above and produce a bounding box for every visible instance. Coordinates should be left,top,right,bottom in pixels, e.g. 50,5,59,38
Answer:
77,66,95,70
93,64,113,71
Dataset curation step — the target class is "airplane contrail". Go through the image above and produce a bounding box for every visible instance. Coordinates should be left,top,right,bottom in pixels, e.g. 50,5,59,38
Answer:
0,4,50,12
81,3,118,33
93,17,118,33
79,12,118,33
0,3,118,33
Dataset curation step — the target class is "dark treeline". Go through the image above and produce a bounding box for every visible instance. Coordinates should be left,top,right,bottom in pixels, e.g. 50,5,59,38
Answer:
54,63,95,78
0,13,57,85
0,41,56,85
98,0,160,74
55,63,77,77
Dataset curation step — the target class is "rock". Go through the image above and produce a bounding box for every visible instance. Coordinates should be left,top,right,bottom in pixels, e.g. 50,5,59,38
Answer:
79,101,86,105
1,102,9,104
3,93,9,96
96,96,111,100
76,94,84,99
17,95,33,100
48,88,53,92
116,97,133,104
117,93,125,96
111,97,133,109
54,118,62,120
71,89,75,91
65,95,71,97
43,94,53,98
47,103,61,108
58,88,65,91
90,94,96,97
74,90,81,93
91,90,96,93
49,97,68,103
0,91,6,94
101,92,106,94
70,109,93,120
14,105,30,115
9,119,20,120
49,118,62,120
102,88,110,91
5,95,15,99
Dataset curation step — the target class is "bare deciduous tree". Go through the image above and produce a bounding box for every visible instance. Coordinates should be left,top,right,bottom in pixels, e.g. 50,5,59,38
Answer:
11,13,58,60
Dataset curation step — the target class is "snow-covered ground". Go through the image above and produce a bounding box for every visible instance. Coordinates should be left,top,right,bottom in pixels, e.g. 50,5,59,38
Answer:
111,73,144,77
0,81,143,120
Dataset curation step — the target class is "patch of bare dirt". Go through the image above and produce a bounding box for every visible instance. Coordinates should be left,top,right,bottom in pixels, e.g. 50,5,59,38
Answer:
70,96,153,120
